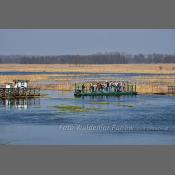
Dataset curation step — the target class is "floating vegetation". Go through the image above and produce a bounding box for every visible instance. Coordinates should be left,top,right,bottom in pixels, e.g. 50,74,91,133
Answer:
116,103,135,108
54,105,100,113
54,105,86,112
90,102,111,105
127,105,134,108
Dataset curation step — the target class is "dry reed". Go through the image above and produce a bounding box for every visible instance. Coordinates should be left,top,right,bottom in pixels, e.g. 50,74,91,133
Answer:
0,64,175,74
0,64,175,93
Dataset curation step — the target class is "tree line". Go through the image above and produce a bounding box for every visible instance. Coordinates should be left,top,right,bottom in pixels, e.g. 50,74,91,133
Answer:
0,53,175,64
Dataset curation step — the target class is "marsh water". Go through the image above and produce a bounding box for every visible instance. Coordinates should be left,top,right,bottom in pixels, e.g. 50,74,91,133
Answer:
0,71,175,144
0,90,175,145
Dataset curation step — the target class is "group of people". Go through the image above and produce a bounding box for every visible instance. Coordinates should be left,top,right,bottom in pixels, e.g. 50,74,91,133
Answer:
81,81,127,93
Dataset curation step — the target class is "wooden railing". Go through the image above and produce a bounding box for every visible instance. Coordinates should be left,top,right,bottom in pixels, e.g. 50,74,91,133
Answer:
75,82,137,93
168,86,175,94
0,88,40,98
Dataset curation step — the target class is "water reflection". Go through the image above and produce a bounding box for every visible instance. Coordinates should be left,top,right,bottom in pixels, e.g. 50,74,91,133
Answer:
0,98,40,109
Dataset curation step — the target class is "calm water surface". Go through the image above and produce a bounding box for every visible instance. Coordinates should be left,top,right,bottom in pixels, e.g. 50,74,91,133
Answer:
0,90,174,145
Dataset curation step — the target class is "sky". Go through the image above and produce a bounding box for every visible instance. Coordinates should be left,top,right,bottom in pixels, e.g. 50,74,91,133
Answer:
0,29,175,55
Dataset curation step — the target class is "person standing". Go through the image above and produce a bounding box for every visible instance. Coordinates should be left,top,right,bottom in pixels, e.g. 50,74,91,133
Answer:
106,81,109,92
82,84,85,93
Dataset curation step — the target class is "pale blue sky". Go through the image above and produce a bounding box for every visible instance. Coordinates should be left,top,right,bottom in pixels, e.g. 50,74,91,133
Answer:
0,29,175,55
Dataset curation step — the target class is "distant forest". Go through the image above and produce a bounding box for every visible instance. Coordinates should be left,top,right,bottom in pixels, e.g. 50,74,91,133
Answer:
0,53,175,64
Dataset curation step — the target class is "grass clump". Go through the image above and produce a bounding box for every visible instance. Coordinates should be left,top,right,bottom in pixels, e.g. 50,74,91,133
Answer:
54,105,87,112
54,105,99,113
90,102,110,105
116,103,134,108
127,105,134,108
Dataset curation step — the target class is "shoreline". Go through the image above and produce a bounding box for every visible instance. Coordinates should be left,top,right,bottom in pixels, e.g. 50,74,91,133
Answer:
0,64,175,94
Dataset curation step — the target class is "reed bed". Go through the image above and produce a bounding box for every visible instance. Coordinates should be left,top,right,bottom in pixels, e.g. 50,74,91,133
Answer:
38,83,74,91
1,64,175,94
136,83,168,94
135,75,175,94
1,64,175,74
1,74,175,94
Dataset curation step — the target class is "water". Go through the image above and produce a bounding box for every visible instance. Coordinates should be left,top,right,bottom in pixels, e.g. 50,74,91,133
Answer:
0,90,175,145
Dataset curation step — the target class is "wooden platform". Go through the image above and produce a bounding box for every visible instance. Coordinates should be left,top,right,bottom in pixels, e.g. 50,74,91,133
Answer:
0,88,40,99
74,91,137,97
74,81,137,97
